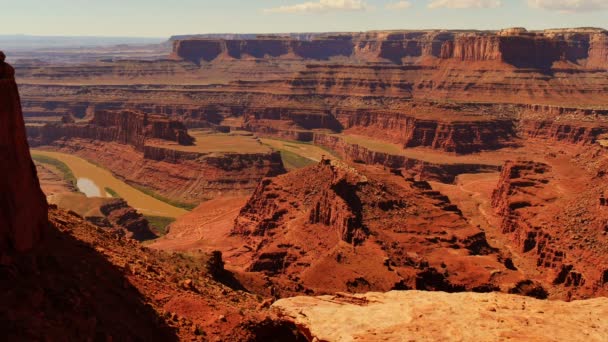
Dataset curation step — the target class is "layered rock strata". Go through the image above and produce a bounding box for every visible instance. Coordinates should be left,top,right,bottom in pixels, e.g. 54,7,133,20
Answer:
28,109,194,150
172,28,608,69
312,134,499,183
492,159,608,299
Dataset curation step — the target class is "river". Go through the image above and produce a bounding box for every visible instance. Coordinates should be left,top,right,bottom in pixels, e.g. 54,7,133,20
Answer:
31,150,188,218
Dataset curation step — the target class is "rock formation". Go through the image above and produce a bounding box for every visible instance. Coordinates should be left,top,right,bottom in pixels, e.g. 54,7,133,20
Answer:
0,51,48,252
28,110,194,150
231,160,523,296
311,134,499,183
272,291,608,341
97,198,156,240
491,159,608,299
171,29,608,69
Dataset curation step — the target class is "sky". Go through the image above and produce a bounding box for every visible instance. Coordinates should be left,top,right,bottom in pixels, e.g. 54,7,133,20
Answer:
1,0,607,38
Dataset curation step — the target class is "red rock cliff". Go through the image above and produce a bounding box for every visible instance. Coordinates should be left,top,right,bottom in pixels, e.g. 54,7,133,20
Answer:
29,110,194,150
0,52,48,252
172,29,608,69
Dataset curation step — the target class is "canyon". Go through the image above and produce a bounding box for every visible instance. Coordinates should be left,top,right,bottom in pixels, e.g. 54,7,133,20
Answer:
3,25,608,341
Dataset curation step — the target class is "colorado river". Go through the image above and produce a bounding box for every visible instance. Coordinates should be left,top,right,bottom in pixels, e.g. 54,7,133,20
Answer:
31,150,188,218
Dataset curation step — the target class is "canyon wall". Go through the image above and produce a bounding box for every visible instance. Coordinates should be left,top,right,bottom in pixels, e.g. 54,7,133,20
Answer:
312,134,499,183
172,28,608,69
28,110,194,150
0,52,48,252
517,104,608,144
491,160,608,298
332,107,516,153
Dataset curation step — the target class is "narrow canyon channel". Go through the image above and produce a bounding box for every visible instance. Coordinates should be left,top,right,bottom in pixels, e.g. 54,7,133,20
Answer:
31,150,188,218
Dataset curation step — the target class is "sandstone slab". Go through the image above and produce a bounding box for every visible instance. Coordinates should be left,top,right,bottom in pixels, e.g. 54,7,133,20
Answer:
273,290,608,342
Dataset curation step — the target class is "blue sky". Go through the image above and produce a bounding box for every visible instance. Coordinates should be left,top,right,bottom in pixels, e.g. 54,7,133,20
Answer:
2,0,607,37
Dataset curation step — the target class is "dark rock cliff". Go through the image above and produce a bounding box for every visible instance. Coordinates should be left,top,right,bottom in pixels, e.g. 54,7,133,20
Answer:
0,52,48,252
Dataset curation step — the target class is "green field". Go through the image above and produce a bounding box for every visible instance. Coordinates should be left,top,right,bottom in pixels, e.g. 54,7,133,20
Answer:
144,215,176,236
279,150,317,169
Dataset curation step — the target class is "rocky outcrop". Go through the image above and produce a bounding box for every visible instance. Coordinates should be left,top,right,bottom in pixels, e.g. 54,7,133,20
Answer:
492,161,552,236
236,159,367,245
313,134,499,183
588,33,608,68
231,160,521,296
272,291,608,342
491,160,608,298
0,52,48,252
519,120,607,145
516,104,608,144
97,199,156,241
28,110,194,150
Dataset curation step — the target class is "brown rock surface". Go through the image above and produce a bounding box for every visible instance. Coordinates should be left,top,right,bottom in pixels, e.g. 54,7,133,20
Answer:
230,160,522,296
490,157,608,299
1,207,304,341
272,291,608,342
0,53,48,252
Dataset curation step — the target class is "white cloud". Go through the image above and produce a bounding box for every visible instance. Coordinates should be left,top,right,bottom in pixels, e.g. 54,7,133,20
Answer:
386,1,413,9
527,0,608,11
427,0,502,8
264,0,369,13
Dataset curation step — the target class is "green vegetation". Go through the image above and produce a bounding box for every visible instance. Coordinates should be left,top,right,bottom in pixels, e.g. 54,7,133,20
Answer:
144,215,176,236
32,154,78,187
131,184,196,211
279,150,316,169
104,187,120,198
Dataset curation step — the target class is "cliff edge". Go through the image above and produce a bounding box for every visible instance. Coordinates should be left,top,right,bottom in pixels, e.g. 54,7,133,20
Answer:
0,51,48,252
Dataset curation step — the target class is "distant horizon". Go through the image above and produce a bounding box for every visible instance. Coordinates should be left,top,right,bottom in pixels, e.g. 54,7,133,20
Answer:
3,0,608,38
2,25,607,40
